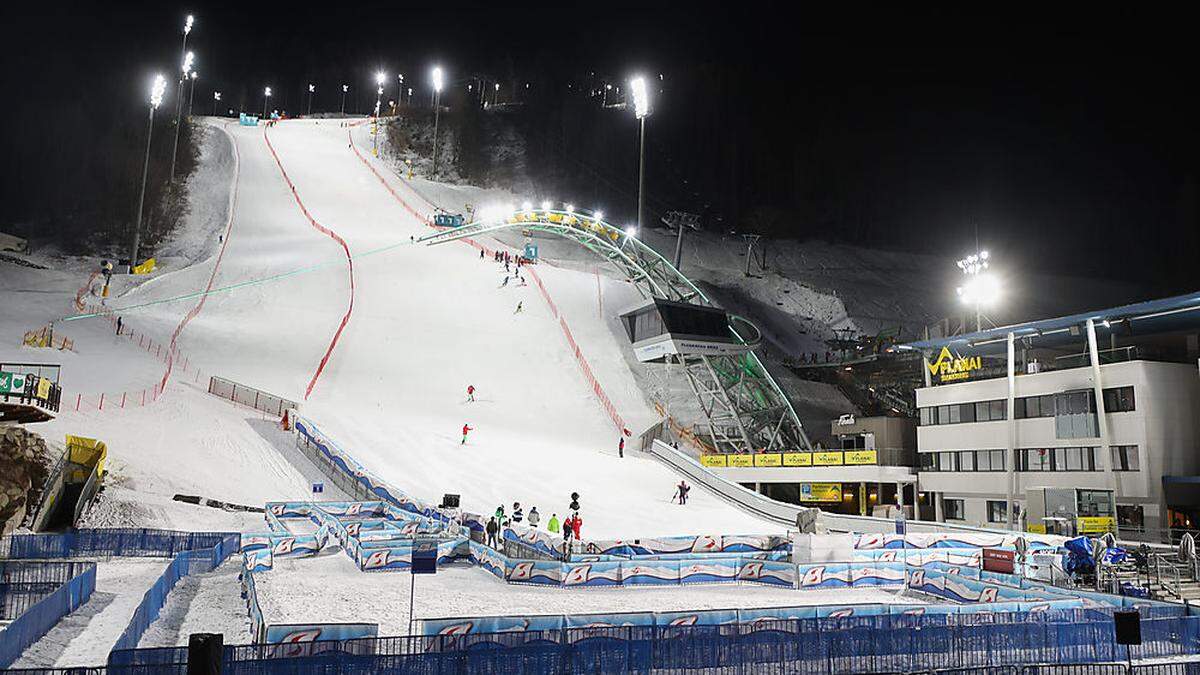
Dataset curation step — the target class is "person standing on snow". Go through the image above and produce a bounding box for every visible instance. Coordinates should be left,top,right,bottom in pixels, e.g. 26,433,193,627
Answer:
480,249,485,260
501,276,510,288
116,316,123,336
618,437,625,458
461,424,474,444
570,513,582,540
514,301,523,314
466,385,475,402
485,517,499,548
512,502,524,523
674,481,688,505
528,507,540,528
547,513,560,533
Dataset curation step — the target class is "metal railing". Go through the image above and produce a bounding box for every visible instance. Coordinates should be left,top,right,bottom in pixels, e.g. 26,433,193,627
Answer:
206,376,297,418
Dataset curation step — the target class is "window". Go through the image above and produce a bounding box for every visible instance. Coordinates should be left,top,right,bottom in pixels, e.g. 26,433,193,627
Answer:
948,404,962,424
990,399,1006,421
919,399,1008,425
975,401,990,422
976,450,992,471
990,450,1006,471
987,500,1008,523
1040,395,1055,416
1103,386,1136,413
938,405,950,425
943,499,965,520
919,453,938,471
938,451,956,472
958,450,975,471
1020,448,1053,472
1060,447,1083,471
1117,505,1145,531
920,407,932,426
1111,445,1140,471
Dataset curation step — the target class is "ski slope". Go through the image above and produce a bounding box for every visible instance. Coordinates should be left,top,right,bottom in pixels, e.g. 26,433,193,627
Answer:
3,117,784,538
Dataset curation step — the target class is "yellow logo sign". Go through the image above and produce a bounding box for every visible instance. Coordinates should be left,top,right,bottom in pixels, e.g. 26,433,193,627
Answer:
927,346,982,382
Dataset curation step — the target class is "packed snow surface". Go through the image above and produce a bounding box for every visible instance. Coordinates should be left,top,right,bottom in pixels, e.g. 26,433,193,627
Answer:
256,552,920,636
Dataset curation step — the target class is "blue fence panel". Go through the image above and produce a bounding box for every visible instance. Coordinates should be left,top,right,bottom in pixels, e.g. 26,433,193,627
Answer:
0,563,95,668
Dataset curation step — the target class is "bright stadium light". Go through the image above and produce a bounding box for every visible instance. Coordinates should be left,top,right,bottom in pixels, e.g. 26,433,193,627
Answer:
308,83,315,92
376,71,386,86
212,90,221,116
184,14,194,34
594,210,604,221
956,249,999,332
629,74,652,243
263,86,271,118
307,83,315,115
186,70,198,117
540,200,551,211
630,76,650,119
182,51,194,75
625,226,638,237
132,73,169,269
522,201,533,211
168,15,195,181
431,66,445,177
565,203,575,213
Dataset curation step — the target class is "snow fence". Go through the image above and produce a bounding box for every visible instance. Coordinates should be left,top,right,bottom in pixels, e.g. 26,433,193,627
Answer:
0,561,96,668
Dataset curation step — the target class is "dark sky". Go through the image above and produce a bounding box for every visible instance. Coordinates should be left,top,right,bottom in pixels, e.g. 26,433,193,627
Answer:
3,3,1196,294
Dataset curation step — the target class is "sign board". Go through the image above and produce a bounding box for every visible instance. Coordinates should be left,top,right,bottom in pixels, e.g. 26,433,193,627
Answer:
783,452,812,466
799,483,842,503
523,242,539,260
982,548,1016,574
311,482,324,494
0,371,27,395
412,539,438,575
1078,516,1116,534
727,454,754,468
927,346,983,383
843,450,878,465
700,455,728,468
753,453,782,467
895,517,906,535
812,451,844,466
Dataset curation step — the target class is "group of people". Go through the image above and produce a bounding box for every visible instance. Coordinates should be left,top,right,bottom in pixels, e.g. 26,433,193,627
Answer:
486,501,580,547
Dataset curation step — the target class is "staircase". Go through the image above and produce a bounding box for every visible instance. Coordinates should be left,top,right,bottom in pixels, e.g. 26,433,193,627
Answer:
1147,553,1200,602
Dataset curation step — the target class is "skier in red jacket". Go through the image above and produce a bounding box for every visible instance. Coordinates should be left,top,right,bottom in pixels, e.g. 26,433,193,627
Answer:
467,385,475,402
570,513,582,540
461,424,474,444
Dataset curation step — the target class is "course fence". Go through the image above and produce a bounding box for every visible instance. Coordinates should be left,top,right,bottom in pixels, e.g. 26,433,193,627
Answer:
207,376,298,418
0,562,95,668
109,533,239,652
100,609,1200,674
0,529,237,560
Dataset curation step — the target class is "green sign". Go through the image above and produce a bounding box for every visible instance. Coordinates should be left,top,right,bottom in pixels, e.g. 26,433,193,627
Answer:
0,370,28,395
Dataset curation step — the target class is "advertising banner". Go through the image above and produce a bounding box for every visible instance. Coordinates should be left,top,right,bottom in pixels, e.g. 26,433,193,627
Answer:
700,455,727,467
753,453,782,467
263,622,378,648
620,561,681,586
727,454,753,468
812,451,844,466
782,452,812,466
843,450,878,465
679,558,739,584
799,483,842,502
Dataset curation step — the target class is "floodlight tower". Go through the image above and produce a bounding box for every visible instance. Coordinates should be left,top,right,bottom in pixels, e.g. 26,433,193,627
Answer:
167,18,194,182
262,87,271,118
373,71,385,155
186,71,197,117
431,66,444,178
307,83,315,115
629,76,651,240
956,250,999,332
130,75,168,268
340,84,348,114
212,91,221,116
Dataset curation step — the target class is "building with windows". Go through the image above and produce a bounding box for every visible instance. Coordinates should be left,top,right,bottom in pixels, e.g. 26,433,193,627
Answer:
896,291,1200,539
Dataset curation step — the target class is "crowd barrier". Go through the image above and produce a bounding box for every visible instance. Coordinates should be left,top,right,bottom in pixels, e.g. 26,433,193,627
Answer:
102,609,1200,674
109,533,239,653
0,529,237,559
0,562,95,668
207,376,298,418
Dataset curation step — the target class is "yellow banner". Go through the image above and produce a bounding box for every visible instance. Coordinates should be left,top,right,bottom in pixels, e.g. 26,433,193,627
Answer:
753,453,782,467
727,454,754,468
812,451,844,466
1077,516,1116,534
800,482,842,502
783,452,812,466
844,450,878,465
36,377,51,400
700,455,727,468
1026,524,1047,534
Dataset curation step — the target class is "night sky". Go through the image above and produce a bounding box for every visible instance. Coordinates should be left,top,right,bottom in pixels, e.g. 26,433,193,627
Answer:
3,3,1196,295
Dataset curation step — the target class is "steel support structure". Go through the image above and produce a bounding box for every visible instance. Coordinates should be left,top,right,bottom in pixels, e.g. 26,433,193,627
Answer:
418,209,813,453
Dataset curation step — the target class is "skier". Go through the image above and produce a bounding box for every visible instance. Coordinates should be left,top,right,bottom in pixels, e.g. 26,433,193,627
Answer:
512,502,524,523
547,513,560,533
618,437,625,458
485,517,499,548
528,507,541,528
501,276,510,288
466,385,475,402
505,260,510,273
116,316,123,336
570,513,582,540
562,517,573,557
682,482,691,505
480,249,485,260
461,423,474,444
674,481,689,505
514,301,523,314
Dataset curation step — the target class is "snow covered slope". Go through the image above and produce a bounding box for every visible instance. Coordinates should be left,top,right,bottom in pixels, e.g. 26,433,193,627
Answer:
1,117,784,537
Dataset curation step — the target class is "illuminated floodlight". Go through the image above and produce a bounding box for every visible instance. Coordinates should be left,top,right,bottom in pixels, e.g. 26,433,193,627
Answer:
150,74,167,108
494,83,499,91
377,87,383,96
190,71,197,80
957,273,1000,307
184,14,194,34
521,201,533,211
213,91,221,101
264,87,272,97
342,84,348,92
432,66,444,93
565,203,575,213
308,83,315,92
629,75,650,119
376,71,386,86
540,200,551,211
594,210,604,221
625,226,638,237
182,51,194,75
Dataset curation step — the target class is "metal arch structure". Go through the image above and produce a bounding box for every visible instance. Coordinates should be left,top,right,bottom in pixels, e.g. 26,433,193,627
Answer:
417,208,814,454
